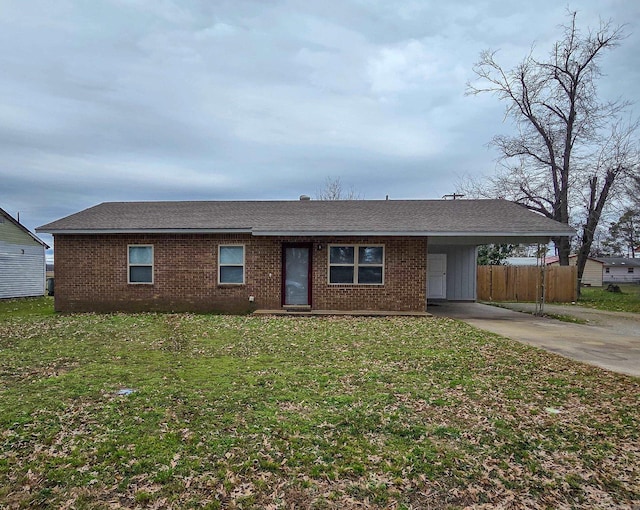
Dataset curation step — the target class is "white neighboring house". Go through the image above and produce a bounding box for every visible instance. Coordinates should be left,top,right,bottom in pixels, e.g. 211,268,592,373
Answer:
596,257,640,284
0,208,49,298
504,257,540,266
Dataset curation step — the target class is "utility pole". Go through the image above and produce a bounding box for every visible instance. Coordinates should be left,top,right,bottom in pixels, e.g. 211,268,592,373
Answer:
442,193,465,200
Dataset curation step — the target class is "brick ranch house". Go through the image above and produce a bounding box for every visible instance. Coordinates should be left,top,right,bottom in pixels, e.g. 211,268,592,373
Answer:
37,199,574,313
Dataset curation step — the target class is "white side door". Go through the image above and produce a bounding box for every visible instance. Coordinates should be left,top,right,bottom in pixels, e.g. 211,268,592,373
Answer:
427,253,447,299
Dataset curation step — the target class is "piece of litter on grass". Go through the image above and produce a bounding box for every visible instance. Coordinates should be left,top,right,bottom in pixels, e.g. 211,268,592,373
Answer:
117,388,135,396
545,407,562,414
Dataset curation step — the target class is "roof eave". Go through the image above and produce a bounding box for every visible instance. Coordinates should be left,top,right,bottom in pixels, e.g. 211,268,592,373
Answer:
36,228,575,238
252,230,575,237
36,228,253,235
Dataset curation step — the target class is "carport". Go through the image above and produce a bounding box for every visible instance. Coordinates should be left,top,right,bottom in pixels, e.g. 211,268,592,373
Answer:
426,231,563,307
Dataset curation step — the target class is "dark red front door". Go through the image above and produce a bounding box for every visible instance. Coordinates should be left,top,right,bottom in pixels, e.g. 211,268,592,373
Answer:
282,244,312,306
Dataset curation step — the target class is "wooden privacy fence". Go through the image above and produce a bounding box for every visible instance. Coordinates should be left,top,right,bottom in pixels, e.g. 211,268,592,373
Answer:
477,265,577,303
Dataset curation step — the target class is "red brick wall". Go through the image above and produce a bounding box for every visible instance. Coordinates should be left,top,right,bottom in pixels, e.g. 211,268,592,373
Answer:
53,234,427,312
310,237,427,311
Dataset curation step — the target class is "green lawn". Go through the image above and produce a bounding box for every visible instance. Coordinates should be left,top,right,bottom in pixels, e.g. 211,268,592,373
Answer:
1,298,638,509
579,284,640,313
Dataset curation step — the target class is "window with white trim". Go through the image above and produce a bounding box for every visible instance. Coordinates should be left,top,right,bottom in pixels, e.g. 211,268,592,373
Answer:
329,245,384,284
128,245,153,284
219,245,245,284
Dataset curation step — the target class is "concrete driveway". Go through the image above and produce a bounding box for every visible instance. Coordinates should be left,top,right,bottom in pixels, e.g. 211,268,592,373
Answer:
429,302,640,378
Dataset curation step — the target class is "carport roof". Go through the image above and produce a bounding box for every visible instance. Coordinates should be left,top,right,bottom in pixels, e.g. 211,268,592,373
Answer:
37,199,576,239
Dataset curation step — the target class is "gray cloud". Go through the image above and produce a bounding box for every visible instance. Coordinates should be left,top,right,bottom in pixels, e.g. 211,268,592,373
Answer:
1,0,638,254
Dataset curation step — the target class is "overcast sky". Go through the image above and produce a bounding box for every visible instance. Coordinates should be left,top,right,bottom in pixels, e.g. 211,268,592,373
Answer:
2,1,639,252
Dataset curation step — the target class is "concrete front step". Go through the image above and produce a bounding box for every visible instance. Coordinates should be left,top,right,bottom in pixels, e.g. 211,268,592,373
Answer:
253,309,431,317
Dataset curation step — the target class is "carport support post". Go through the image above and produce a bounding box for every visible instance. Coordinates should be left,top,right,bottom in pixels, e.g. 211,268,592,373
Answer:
489,264,493,301
535,243,546,316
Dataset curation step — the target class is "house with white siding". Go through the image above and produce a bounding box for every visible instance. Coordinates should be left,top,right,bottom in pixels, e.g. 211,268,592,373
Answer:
0,207,49,299
597,257,640,284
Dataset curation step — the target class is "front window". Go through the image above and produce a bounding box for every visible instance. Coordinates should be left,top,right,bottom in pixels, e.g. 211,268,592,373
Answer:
628,267,634,274
329,245,384,284
219,245,245,284
128,245,153,284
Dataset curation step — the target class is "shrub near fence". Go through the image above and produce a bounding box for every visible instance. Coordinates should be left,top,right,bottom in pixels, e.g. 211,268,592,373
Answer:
477,265,577,303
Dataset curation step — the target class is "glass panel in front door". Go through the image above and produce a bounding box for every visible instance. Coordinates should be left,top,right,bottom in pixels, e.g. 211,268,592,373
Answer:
285,247,309,305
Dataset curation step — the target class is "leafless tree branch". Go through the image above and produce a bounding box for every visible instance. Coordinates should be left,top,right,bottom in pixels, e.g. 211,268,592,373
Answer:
466,11,638,294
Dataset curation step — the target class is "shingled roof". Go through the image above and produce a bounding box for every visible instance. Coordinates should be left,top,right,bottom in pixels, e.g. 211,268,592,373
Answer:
37,199,575,238
595,257,640,267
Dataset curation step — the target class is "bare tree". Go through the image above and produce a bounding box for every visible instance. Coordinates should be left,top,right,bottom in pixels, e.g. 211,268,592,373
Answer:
627,173,640,216
466,11,638,294
316,176,362,200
